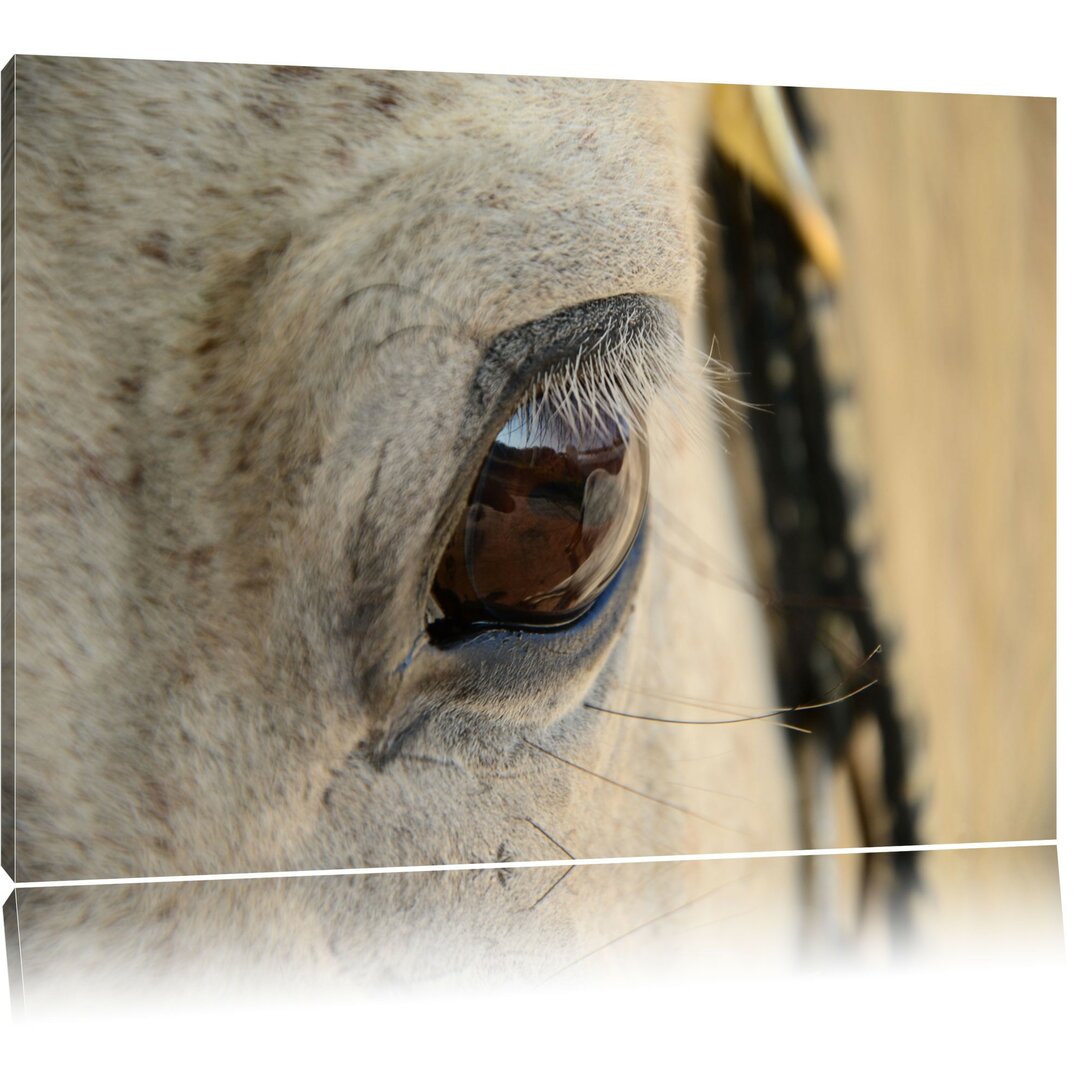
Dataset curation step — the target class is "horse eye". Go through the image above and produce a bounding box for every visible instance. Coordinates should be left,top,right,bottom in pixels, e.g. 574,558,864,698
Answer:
432,396,648,630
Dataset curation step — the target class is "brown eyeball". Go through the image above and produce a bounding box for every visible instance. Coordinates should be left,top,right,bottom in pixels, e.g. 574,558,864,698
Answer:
432,400,648,629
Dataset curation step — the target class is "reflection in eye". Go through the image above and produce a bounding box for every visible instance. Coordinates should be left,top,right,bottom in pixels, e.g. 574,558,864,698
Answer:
432,393,648,629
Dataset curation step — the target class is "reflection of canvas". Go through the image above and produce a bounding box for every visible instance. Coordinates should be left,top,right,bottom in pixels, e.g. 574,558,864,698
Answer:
1,57,1056,996
5,847,1064,1008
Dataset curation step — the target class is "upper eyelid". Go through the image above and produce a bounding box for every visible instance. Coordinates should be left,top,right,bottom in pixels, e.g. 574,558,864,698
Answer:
472,294,685,446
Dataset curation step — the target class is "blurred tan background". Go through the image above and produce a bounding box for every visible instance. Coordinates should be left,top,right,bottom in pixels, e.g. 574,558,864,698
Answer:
806,89,1056,845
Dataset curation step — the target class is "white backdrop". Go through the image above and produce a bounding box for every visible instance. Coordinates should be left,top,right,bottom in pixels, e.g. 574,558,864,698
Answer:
1,2,1075,1071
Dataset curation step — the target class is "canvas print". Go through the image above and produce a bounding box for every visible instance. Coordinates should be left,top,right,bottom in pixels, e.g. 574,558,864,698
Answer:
0,57,1057,1001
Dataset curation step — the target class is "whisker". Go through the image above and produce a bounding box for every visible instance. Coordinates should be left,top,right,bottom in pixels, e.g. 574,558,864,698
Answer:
521,739,739,834
651,532,759,596
543,874,746,981
652,504,870,615
651,498,763,593
516,818,578,912
525,865,575,912
585,704,811,735
609,644,883,723
552,803,687,859
584,679,880,735
520,816,575,861
659,779,754,802
607,682,785,718
652,525,871,623
819,644,883,700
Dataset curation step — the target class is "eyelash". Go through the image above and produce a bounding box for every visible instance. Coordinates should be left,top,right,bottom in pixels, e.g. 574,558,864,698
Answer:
517,314,732,458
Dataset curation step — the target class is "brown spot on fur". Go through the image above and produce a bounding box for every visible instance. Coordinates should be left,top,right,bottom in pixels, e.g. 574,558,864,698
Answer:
155,900,180,924
369,81,403,117
113,374,144,403
73,444,123,494
270,65,325,81
167,545,217,582
232,410,268,476
167,650,197,686
143,778,171,822
137,232,173,264
209,399,243,419
326,135,352,167
237,570,271,591
246,99,288,129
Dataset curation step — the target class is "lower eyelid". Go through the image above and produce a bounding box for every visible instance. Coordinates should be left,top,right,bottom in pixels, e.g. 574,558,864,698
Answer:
387,522,649,759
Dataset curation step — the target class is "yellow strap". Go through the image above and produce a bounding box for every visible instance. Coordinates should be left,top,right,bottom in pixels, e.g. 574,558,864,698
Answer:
710,85,844,283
